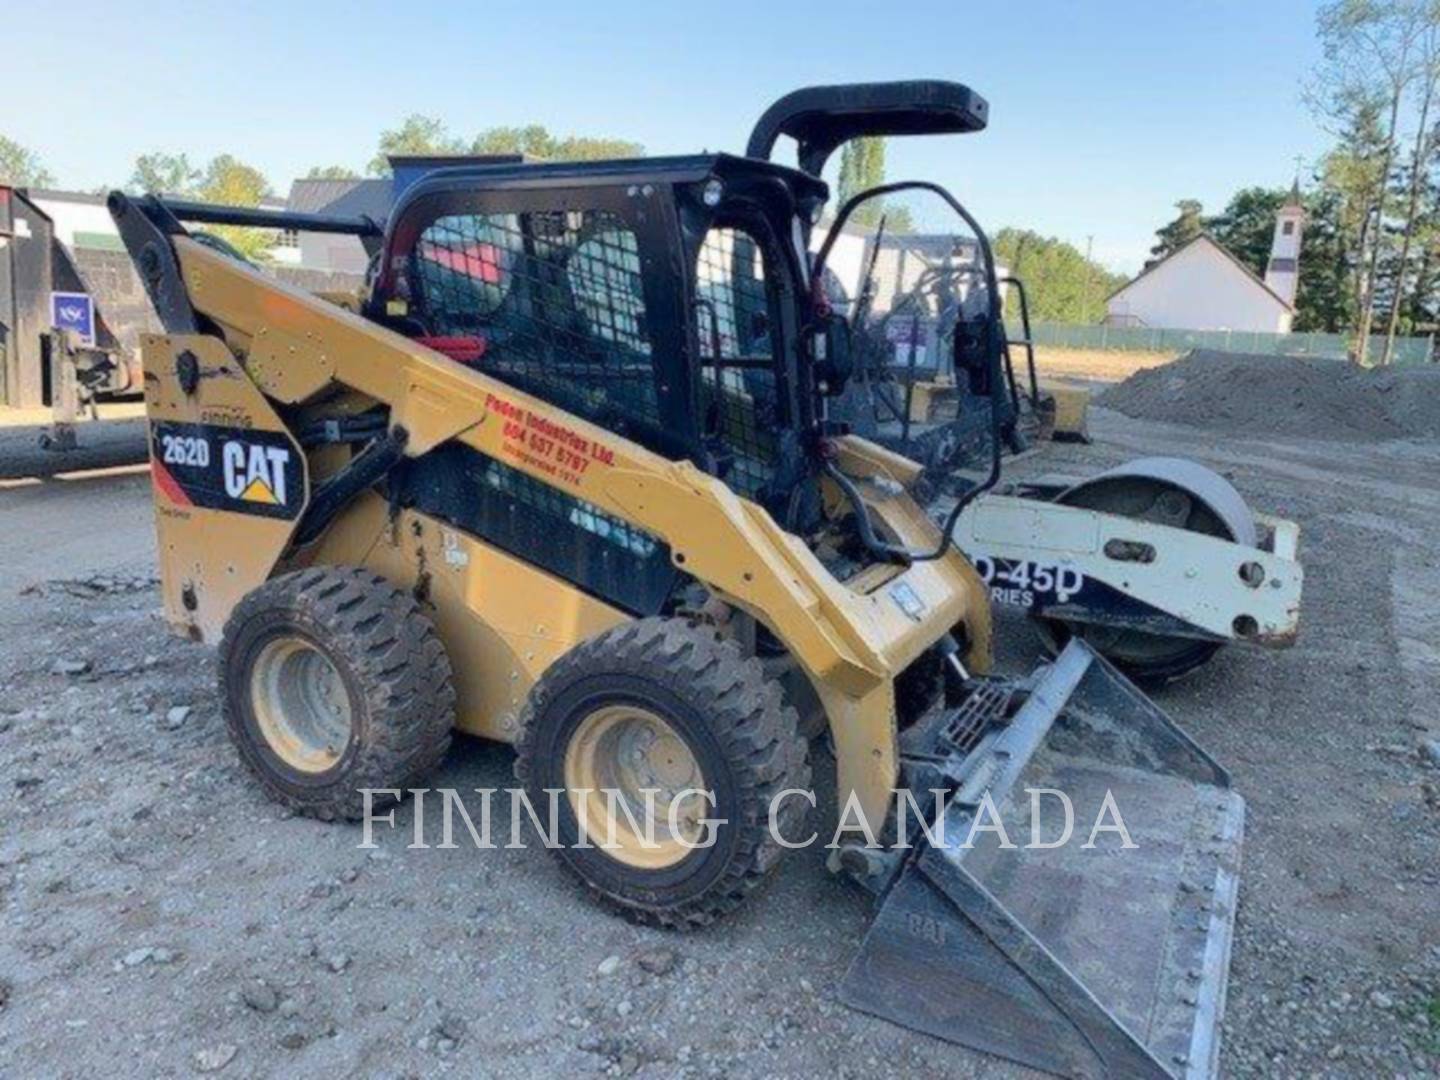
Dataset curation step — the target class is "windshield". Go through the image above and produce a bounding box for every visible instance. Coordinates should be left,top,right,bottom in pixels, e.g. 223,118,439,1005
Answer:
811,183,1009,434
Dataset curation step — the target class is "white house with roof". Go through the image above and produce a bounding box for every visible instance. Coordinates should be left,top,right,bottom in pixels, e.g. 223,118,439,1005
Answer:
26,190,123,251
29,189,298,261
1106,186,1304,334
283,177,392,274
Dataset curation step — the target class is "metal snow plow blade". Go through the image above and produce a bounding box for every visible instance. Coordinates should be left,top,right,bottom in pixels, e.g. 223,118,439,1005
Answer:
841,640,1244,1079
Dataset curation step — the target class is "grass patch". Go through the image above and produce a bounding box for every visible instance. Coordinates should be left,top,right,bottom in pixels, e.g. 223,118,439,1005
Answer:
1407,992,1440,1056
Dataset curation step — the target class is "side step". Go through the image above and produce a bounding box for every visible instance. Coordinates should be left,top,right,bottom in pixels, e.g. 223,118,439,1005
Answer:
840,641,1244,1079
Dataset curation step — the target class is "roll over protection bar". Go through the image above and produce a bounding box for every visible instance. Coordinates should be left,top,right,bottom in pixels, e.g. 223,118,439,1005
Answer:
746,80,989,176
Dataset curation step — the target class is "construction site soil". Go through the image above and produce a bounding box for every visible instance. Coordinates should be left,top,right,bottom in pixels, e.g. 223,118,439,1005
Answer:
1099,349,1440,442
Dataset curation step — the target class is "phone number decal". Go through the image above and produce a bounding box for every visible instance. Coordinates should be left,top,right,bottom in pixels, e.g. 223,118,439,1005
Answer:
485,392,615,487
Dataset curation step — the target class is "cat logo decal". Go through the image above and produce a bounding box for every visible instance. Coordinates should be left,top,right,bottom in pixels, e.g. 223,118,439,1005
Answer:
222,441,292,506
151,422,303,521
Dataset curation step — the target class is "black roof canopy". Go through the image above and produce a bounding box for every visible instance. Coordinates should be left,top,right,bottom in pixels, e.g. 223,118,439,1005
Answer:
746,81,989,177
394,153,827,209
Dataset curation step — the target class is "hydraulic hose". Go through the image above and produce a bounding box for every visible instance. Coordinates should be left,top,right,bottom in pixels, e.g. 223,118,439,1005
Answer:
813,180,1007,564
822,460,914,566
293,426,409,546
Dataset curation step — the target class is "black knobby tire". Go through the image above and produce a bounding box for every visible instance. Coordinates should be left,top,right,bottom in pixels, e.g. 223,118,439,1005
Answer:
515,618,811,929
219,566,456,820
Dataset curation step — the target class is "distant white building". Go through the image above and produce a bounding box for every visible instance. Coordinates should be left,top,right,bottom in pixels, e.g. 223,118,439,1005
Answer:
28,190,123,252
1106,185,1303,334
1263,185,1305,307
283,177,391,274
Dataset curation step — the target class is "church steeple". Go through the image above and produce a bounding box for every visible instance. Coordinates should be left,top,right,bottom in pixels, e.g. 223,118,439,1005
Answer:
1265,181,1304,305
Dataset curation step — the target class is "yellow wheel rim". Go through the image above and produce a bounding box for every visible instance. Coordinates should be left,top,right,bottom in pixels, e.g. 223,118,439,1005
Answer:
562,704,709,870
249,636,353,774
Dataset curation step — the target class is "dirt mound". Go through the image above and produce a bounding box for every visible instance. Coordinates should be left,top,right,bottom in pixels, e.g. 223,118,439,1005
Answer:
1097,349,1440,441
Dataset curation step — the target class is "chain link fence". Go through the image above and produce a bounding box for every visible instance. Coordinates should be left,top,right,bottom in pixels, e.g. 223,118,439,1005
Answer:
1008,322,1436,365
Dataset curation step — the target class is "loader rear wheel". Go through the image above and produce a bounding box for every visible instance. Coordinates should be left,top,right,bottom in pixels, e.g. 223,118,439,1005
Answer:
219,567,456,821
515,618,810,929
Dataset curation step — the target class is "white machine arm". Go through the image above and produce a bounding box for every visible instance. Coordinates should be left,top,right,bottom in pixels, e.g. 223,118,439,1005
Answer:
953,494,1303,647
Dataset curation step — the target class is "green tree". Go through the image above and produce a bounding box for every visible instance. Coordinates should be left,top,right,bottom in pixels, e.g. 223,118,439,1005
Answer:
1309,0,1434,362
0,134,54,187
835,137,919,230
369,117,642,174
128,152,201,195
1405,159,1439,333
1147,199,1205,265
1379,14,1440,362
1206,187,1288,271
992,228,1125,323
837,138,885,201
368,114,465,175
880,204,915,234
1318,93,1391,329
837,138,887,226
1291,185,1354,332
199,155,271,206
469,125,642,160
195,155,276,262
304,165,360,180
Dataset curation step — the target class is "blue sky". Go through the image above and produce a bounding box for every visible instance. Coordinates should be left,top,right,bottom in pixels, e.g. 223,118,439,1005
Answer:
7,0,1328,274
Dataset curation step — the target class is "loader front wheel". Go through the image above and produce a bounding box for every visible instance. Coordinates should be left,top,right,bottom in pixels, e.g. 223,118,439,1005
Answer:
515,618,810,929
219,567,455,821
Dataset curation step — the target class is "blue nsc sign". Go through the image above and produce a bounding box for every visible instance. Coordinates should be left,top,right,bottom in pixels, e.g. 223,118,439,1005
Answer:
50,291,96,346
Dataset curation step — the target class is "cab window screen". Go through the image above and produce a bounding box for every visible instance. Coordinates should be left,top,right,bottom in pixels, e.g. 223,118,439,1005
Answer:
413,213,517,323
409,209,659,429
694,227,781,501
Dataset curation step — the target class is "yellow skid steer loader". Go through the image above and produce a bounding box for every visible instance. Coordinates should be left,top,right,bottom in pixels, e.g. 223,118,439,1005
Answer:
111,80,1242,1078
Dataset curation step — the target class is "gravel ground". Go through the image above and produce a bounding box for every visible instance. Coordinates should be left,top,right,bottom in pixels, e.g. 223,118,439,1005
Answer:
1,409,1438,1078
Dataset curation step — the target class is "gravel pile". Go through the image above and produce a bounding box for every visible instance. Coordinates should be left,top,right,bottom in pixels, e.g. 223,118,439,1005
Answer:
1098,349,1440,441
